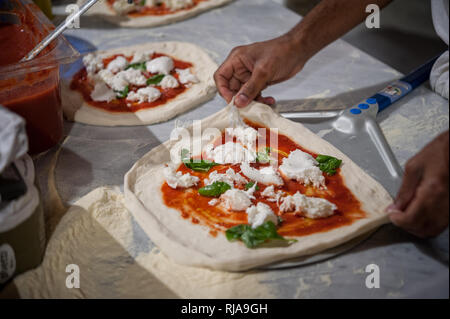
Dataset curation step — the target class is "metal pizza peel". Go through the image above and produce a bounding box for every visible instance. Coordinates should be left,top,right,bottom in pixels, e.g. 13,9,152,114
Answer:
258,55,440,270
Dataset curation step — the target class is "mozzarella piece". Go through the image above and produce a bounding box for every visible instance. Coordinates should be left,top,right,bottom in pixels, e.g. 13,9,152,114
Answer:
112,0,137,14
220,189,253,211
107,56,128,74
90,82,116,102
279,192,337,219
176,68,199,84
160,75,180,89
208,199,219,206
127,87,161,103
204,168,248,187
98,69,128,91
205,142,256,164
163,165,199,189
261,185,284,203
146,56,174,75
240,163,284,186
226,126,258,149
83,53,103,74
279,149,326,188
246,203,279,229
162,0,193,10
131,51,154,63
117,68,147,86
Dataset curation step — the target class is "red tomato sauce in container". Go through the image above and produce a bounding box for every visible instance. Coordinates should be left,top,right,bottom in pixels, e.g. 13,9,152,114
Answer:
0,0,79,154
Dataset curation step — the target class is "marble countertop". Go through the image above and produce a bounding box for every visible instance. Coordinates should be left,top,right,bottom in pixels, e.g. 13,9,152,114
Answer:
34,0,449,298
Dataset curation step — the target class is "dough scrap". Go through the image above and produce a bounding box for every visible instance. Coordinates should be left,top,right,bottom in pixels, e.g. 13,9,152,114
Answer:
13,187,272,298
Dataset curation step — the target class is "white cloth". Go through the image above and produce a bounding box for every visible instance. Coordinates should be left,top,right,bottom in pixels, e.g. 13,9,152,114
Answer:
431,0,449,100
0,106,28,173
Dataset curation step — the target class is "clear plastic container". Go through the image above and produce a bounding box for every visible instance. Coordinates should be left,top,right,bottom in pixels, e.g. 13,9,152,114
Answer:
0,0,79,155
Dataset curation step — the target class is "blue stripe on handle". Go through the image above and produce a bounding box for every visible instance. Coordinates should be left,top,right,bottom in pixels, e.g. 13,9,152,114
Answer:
371,54,442,113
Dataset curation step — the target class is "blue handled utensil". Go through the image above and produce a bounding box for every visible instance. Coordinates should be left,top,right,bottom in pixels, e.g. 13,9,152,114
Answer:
260,56,441,270
279,55,440,197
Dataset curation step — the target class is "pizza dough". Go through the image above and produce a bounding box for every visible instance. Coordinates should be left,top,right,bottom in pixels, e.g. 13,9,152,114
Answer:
124,102,393,271
62,42,217,126
81,0,234,28
13,187,273,298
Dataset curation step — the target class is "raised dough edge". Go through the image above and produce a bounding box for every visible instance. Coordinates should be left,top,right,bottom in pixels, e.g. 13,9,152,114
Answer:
80,0,234,28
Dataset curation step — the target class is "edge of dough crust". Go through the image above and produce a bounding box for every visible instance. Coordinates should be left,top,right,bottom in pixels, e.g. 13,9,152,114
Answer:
80,0,234,28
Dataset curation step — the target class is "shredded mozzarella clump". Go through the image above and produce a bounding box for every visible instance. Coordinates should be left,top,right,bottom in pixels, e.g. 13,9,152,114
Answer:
205,142,256,164
160,75,180,89
279,192,337,219
146,56,174,75
261,185,284,203
163,165,199,189
176,68,199,85
279,149,326,188
226,126,259,149
246,203,279,229
220,189,254,211
127,87,162,103
240,163,284,186
204,168,248,187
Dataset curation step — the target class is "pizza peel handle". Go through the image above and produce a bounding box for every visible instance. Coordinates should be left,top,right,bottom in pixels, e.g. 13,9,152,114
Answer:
366,54,441,113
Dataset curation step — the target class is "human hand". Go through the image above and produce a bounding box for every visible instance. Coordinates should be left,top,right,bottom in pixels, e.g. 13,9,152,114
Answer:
214,35,307,108
387,130,449,238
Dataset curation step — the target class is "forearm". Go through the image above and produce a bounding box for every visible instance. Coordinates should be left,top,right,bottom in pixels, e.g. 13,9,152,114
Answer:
285,0,392,64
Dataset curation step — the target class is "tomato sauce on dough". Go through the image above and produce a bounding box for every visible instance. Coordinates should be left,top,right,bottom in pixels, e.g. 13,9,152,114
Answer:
161,121,366,238
70,53,193,113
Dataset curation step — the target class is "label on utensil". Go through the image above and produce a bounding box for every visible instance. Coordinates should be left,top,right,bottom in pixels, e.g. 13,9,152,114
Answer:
377,81,412,104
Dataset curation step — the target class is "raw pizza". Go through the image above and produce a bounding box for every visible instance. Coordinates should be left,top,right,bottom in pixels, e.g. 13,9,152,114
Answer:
124,102,393,271
82,0,234,28
62,42,217,126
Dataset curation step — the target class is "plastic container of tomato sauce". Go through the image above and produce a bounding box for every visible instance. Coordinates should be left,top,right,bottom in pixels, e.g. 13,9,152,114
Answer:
0,0,79,155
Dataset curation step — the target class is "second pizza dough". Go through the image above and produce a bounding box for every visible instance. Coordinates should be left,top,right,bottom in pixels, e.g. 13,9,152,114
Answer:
62,42,217,126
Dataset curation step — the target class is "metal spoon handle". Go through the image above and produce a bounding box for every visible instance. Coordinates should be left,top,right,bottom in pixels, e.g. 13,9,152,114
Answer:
21,0,99,62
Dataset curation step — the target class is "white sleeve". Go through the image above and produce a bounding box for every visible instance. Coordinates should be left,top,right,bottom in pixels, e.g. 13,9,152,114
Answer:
430,0,449,100
430,51,449,100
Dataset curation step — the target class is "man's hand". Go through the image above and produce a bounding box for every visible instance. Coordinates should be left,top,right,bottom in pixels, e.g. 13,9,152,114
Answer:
387,130,449,238
214,35,306,108
214,0,393,108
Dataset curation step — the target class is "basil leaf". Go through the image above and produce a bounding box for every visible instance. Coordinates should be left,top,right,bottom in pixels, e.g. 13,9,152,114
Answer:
146,74,165,85
140,0,146,5
126,62,146,71
316,154,342,176
115,85,129,99
256,147,271,164
226,221,296,249
181,148,217,172
199,181,231,197
244,182,260,191
225,224,250,241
